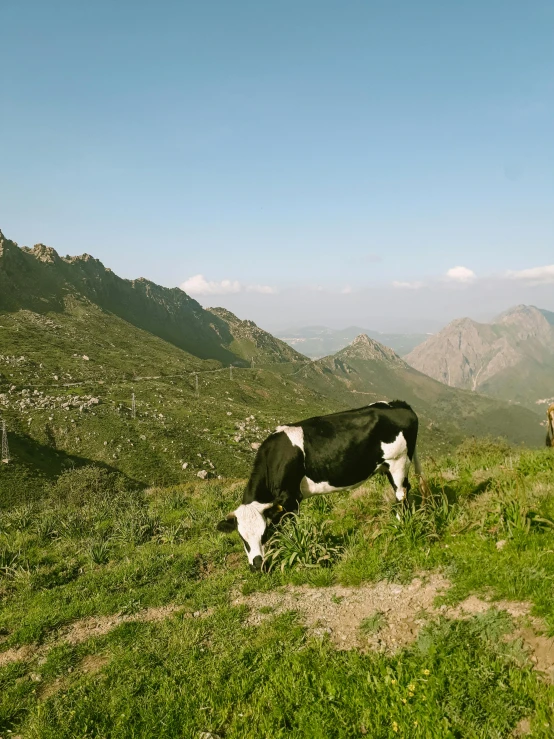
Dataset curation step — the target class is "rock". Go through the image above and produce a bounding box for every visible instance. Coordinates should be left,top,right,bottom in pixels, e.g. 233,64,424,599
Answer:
82,355,89,361
251,442,261,450
197,470,208,479
182,462,188,469
496,539,507,550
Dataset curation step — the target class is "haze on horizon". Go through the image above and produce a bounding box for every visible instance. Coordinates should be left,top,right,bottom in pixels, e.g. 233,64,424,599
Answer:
1,0,553,333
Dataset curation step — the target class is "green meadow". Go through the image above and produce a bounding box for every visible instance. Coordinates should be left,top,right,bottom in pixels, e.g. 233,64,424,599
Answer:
1,441,554,738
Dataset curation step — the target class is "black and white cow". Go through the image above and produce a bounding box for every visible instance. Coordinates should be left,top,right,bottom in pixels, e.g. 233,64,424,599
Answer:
216,400,422,570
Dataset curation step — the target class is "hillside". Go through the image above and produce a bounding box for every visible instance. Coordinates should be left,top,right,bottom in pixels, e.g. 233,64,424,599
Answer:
405,305,554,410
276,324,427,358
208,307,306,364
0,228,546,505
278,334,544,452
0,230,301,368
2,443,554,736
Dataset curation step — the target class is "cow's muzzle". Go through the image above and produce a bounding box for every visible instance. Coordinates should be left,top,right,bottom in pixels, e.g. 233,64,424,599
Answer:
249,555,263,572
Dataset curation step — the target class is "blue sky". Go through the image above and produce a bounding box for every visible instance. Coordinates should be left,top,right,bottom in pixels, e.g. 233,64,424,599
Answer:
1,0,553,330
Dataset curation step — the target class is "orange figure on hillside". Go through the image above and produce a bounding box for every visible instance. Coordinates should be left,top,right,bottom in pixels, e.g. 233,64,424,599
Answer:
547,404,554,448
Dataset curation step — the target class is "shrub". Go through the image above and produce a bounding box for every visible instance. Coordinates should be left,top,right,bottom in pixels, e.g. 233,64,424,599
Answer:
48,465,128,507
263,513,344,572
517,449,554,477
113,506,160,545
86,539,111,566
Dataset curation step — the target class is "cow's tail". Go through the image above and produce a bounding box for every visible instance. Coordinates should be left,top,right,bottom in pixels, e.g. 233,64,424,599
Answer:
413,447,431,502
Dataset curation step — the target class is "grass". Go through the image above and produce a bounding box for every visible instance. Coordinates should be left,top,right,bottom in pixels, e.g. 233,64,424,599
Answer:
1,442,554,736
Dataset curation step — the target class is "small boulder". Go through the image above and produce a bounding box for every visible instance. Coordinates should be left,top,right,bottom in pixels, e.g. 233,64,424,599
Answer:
197,470,208,479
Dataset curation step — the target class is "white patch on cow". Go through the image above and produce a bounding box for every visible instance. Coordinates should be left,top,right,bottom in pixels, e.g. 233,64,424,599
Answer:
234,501,273,565
381,432,410,501
276,424,305,452
300,476,364,497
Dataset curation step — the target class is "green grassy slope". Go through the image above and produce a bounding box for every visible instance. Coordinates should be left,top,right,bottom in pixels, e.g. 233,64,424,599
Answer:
1,444,554,737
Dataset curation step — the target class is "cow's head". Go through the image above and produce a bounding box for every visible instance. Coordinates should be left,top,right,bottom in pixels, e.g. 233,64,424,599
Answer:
216,501,283,571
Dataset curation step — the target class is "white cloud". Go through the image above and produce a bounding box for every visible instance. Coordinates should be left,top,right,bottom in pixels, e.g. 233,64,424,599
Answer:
392,280,425,289
445,266,476,283
504,265,554,285
181,274,277,295
180,274,241,295
246,284,278,294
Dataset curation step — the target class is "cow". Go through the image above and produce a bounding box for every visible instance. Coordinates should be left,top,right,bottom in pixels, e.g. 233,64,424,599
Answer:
216,400,423,571
547,403,554,448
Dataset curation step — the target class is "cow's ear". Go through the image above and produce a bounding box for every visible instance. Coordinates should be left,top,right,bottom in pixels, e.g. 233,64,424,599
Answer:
216,514,237,533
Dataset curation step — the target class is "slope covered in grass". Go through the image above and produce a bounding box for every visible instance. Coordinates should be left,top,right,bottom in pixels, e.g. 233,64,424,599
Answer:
1,444,554,737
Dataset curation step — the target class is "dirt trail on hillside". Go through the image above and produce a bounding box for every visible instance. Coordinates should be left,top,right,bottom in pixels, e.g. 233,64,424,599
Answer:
2,577,553,685
0,604,190,668
234,574,450,652
234,576,554,682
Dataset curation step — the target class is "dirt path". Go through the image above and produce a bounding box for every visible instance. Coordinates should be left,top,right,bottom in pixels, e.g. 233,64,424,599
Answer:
0,604,188,668
2,575,553,684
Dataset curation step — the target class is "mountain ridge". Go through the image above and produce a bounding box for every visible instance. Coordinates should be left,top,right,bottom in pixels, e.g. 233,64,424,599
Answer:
405,305,554,408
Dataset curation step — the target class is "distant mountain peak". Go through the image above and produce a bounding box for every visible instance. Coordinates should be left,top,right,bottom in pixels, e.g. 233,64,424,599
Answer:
336,333,404,364
405,303,554,405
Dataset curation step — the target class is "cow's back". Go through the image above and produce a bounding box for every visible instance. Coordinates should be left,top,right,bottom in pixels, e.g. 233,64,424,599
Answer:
298,404,418,487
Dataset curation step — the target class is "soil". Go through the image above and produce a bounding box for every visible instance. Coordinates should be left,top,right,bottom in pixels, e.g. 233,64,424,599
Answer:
2,574,553,690
233,574,450,652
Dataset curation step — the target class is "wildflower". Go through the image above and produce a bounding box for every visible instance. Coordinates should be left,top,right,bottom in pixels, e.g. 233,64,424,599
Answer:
402,698,407,704
422,669,430,675
414,720,419,727
408,683,416,692
391,679,397,685
392,721,399,733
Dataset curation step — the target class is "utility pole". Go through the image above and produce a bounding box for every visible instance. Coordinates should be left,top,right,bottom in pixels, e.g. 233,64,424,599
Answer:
195,374,199,397
1,419,9,463
230,364,233,380
131,392,136,419
251,357,255,368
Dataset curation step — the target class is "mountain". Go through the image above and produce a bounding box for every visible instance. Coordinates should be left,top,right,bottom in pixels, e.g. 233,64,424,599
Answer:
275,325,428,358
404,305,554,410
207,307,306,364
0,230,301,367
275,334,544,452
0,228,545,504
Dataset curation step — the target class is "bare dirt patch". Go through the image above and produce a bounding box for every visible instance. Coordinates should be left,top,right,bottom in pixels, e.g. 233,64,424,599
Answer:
234,576,554,673
60,604,183,646
447,595,530,620
0,603,190,667
511,623,554,683
233,574,451,651
0,644,34,668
